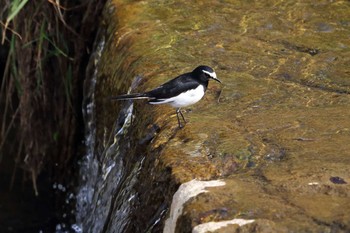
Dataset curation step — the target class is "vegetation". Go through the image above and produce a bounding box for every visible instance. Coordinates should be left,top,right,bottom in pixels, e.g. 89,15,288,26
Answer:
0,0,105,195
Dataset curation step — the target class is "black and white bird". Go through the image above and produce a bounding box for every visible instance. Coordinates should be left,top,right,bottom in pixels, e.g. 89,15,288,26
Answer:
111,65,221,128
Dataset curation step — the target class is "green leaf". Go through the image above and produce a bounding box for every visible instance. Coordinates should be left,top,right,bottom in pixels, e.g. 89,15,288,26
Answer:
6,0,29,25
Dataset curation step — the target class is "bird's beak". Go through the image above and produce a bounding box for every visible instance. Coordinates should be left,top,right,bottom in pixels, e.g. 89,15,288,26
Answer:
213,77,222,83
211,72,222,83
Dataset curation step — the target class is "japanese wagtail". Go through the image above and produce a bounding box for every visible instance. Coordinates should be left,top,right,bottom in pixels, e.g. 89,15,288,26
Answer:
111,65,221,128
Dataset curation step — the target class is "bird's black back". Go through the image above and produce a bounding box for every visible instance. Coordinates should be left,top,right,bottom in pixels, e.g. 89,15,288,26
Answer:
146,72,208,100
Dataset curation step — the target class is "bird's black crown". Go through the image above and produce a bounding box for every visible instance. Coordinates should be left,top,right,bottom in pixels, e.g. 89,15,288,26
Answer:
193,65,214,75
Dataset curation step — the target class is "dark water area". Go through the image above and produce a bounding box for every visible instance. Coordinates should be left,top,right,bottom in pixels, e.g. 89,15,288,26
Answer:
0,172,55,232
0,129,77,232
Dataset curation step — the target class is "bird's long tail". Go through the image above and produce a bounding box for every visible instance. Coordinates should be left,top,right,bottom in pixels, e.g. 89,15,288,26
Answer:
110,93,150,100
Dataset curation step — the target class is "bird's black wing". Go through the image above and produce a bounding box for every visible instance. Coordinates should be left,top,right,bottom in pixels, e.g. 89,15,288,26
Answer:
146,73,199,100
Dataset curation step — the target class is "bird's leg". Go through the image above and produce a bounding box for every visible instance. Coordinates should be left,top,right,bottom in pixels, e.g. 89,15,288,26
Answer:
176,108,187,128
176,108,182,128
179,109,186,123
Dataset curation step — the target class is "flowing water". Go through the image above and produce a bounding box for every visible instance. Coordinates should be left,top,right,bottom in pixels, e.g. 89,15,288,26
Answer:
75,0,350,232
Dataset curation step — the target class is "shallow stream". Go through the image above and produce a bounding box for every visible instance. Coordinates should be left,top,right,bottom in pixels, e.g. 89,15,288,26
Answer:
75,0,350,232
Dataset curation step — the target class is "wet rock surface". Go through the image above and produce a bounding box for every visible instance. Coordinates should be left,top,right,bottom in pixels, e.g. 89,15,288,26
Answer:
78,0,350,232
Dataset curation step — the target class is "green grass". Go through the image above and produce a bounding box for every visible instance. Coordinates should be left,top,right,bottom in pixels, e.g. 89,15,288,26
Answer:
0,0,106,196
1,0,29,44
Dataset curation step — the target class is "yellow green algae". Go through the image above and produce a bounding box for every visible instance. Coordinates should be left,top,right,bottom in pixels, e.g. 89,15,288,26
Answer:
94,0,350,231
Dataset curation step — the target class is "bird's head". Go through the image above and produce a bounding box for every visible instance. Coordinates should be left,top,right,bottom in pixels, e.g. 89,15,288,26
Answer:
193,65,221,83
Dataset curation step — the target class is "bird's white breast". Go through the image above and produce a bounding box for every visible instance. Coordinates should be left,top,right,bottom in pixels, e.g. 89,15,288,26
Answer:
150,85,205,108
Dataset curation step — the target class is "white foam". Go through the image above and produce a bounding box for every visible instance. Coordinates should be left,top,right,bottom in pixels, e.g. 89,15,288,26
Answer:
192,218,255,233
